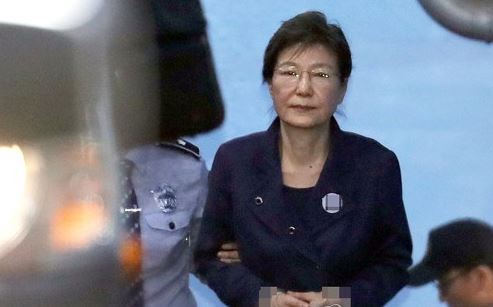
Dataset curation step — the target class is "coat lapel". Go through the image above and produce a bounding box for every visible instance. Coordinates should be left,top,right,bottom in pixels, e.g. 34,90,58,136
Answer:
245,117,358,265
313,118,356,213
306,119,358,262
247,118,297,236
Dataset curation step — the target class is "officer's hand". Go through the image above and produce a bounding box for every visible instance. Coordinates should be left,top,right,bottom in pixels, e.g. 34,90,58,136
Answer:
217,242,241,263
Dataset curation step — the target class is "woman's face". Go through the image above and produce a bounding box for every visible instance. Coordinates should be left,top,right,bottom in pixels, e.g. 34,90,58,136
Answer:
269,43,347,130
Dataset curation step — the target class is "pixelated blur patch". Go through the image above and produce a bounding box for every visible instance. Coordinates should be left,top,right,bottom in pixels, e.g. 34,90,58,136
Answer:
322,287,351,306
258,287,278,307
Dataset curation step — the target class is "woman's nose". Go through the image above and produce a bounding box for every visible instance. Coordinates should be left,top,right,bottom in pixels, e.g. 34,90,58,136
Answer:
295,71,313,96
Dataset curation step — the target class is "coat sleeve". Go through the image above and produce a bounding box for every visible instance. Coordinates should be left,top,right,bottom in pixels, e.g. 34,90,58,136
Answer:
348,151,413,306
194,145,263,307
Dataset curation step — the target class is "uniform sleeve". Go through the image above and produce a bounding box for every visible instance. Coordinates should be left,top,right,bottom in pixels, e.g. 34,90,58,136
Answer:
189,159,208,275
348,151,413,306
194,145,263,307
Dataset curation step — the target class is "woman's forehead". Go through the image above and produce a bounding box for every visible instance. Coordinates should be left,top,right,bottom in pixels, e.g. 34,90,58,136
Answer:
276,43,337,67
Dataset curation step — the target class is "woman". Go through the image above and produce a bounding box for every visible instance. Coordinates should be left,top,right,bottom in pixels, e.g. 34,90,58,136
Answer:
195,11,412,307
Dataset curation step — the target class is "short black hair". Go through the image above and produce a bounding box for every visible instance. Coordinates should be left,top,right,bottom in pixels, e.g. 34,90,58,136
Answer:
262,11,352,83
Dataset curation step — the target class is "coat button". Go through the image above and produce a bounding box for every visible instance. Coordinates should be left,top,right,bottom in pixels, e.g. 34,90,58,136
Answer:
169,222,175,230
254,196,263,206
288,226,296,235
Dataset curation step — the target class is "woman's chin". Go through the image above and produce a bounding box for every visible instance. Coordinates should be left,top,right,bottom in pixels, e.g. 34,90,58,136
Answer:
280,116,328,130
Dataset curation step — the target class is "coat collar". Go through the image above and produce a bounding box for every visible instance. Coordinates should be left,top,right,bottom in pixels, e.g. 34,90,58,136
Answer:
257,116,354,190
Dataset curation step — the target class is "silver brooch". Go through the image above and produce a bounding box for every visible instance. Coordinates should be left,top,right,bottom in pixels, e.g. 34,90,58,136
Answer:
150,184,177,213
321,193,343,214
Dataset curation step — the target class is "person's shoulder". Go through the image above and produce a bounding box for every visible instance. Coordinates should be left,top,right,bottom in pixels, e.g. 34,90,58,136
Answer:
210,131,268,168
126,139,204,168
340,129,398,165
342,130,391,153
218,130,267,153
156,138,201,160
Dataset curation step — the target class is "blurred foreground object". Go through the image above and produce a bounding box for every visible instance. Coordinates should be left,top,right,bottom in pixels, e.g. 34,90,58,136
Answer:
418,0,493,43
0,8,122,303
0,139,121,306
0,0,223,306
149,0,224,140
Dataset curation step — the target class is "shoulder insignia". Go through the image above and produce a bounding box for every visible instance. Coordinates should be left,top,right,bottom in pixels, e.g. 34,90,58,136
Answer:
156,138,201,160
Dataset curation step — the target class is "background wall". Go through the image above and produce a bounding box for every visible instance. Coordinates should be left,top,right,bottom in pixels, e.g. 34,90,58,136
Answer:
190,1,493,306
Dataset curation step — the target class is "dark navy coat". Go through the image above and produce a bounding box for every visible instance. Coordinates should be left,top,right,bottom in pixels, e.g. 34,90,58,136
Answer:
195,118,412,307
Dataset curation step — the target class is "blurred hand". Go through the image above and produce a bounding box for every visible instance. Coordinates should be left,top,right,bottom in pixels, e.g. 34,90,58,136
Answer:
286,291,343,307
287,291,322,302
217,242,241,263
270,292,309,307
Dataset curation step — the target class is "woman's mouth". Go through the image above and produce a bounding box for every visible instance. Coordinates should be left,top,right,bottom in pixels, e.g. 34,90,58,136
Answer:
290,105,315,111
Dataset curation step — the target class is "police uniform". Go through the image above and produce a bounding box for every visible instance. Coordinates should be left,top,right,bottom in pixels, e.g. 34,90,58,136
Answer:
123,139,207,307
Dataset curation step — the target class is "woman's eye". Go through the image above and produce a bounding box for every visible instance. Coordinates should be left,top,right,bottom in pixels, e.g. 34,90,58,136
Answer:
315,72,330,78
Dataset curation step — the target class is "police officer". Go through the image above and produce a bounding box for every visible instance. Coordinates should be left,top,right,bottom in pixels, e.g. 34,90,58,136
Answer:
122,139,207,307
409,218,493,307
116,0,229,305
